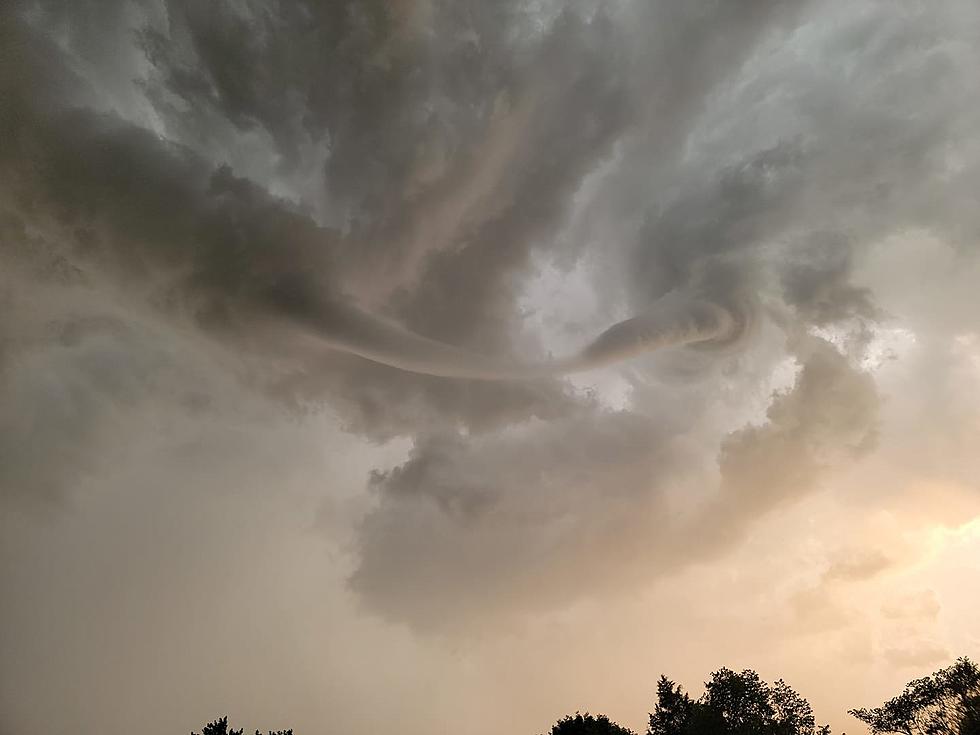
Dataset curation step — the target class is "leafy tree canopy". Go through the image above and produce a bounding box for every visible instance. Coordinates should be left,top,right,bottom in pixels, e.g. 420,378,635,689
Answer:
545,712,637,735
647,669,830,735
848,657,980,735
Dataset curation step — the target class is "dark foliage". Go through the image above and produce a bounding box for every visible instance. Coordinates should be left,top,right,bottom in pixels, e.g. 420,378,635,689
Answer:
647,668,830,735
192,715,292,735
546,712,637,735
848,657,980,735
195,656,980,735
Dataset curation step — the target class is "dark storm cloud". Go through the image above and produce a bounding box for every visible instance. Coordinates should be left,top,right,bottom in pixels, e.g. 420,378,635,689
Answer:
0,315,158,506
349,0,980,625
352,336,880,628
621,1,980,331
2,0,980,632
351,409,680,627
0,302,232,508
0,2,619,467
0,0,749,499
136,1,533,220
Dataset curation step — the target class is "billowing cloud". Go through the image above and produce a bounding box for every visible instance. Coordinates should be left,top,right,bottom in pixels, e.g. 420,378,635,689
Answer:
3,0,976,608
2,1,980,734
351,336,879,627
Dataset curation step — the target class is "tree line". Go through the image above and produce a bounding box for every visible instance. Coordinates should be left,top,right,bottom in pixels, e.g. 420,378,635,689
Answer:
192,656,979,735
547,657,980,735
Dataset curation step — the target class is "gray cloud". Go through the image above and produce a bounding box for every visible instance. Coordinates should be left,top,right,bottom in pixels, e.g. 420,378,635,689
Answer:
351,337,879,628
4,2,980,733
351,408,680,628
0,0,779,502
712,338,879,522
2,0,979,641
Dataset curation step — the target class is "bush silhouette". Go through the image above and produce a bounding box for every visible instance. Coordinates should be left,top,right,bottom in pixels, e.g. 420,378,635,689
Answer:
545,712,637,735
191,715,292,735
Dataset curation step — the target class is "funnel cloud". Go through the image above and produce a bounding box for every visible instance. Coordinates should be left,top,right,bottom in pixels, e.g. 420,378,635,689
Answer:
2,2,980,735
291,289,747,381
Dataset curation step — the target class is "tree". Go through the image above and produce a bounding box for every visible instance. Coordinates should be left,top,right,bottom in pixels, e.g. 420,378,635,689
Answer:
648,676,695,735
546,712,637,735
848,657,980,735
647,668,828,735
191,715,292,735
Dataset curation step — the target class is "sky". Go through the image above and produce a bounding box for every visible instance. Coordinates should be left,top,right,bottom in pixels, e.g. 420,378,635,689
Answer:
1,2,979,734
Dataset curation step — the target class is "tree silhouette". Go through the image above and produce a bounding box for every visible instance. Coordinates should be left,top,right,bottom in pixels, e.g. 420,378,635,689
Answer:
848,657,980,735
647,668,830,735
648,677,695,735
191,715,292,735
545,712,637,735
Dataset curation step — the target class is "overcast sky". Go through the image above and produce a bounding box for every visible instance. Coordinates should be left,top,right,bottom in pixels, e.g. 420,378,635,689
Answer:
2,2,979,734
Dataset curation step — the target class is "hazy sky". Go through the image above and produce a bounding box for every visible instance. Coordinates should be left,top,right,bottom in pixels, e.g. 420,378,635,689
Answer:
2,2,979,734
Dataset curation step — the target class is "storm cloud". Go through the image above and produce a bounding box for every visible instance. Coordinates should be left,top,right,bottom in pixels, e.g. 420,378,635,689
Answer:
2,2,980,734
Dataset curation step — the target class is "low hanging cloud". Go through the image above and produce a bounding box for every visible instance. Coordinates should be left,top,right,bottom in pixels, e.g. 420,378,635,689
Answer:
6,4,980,735
352,336,879,628
2,0,980,637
